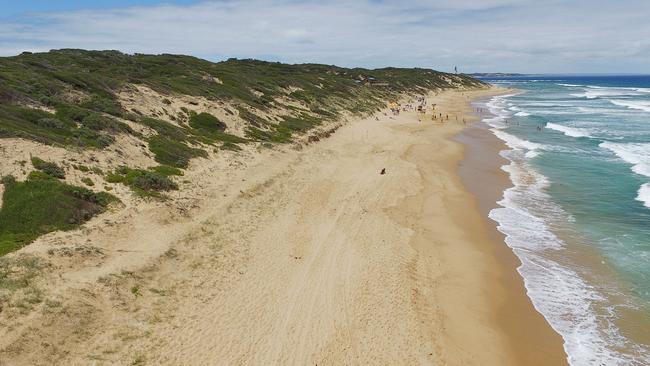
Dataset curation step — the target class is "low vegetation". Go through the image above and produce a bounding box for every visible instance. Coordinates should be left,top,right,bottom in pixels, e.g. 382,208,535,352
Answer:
0,49,485,154
31,156,65,179
149,165,183,177
105,166,178,197
0,174,118,255
148,135,207,168
189,112,227,132
0,49,486,254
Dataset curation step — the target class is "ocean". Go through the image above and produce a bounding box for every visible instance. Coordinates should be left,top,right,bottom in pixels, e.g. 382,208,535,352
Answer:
475,75,650,365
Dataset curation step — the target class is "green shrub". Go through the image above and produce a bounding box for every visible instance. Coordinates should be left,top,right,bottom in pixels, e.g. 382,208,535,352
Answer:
148,135,207,168
220,142,242,151
31,156,65,179
132,173,176,192
237,107,268,128
81,177,94,186
149,165,183,176
55,103,132,134
55,103,91,123
245,126,291,143
106,166,178,197
0,174,118,255
27,171,55,181
1,175,16,187
279,114,322,132
189,112,226,132
96,133,115,147
200,131,247,144
0,49,486,152
140,118,187,141
80,95,123,117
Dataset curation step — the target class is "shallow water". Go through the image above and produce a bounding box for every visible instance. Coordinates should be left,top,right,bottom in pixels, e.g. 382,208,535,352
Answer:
475,76,650,365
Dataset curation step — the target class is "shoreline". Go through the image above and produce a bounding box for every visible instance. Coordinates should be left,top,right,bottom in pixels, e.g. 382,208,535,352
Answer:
463,88,650,364
455,100,569,365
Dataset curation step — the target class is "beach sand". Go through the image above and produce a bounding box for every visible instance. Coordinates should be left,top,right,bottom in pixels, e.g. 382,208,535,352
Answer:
457,104,569,365
0,88,567,365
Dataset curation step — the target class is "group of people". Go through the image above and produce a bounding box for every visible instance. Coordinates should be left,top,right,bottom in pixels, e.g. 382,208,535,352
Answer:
388,97,430,116
381,95,471,125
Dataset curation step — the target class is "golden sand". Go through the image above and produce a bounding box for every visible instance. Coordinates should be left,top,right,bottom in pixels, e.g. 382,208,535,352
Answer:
0,88,567,365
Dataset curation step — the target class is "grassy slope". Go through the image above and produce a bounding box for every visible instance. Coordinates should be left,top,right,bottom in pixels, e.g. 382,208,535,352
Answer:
0,49,485,150
0,175,118,255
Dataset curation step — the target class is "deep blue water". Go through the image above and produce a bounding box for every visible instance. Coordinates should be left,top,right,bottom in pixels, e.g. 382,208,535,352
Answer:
474,75,650,365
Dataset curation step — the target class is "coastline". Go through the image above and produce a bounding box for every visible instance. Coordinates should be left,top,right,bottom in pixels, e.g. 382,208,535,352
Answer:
463,85,650,365
0,86,568,365
456,102,569,365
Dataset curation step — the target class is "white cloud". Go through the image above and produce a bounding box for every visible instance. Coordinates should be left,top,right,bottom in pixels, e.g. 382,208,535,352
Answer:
0,0,649,73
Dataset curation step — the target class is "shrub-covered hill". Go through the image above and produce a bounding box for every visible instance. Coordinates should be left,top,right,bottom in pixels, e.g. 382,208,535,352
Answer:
0,49,487,255
0,49,485,154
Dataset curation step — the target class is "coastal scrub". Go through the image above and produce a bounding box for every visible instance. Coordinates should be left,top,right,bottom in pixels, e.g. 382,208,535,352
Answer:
0,174,118,256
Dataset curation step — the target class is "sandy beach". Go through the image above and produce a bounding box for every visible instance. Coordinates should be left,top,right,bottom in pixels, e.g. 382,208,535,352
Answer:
456,102,569,365
0,87,567,365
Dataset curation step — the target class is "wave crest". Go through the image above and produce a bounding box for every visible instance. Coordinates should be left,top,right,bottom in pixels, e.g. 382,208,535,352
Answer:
600,142,650,178
637,184,650,209
546,123,593,138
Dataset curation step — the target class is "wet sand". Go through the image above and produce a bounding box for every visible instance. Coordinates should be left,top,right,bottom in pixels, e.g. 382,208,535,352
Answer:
456,103,569,365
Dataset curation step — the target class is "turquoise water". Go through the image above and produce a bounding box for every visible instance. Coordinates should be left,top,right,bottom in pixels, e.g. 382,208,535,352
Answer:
476,76,650,365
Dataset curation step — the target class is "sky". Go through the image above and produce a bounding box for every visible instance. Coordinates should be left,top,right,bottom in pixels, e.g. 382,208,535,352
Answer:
0,0,649,73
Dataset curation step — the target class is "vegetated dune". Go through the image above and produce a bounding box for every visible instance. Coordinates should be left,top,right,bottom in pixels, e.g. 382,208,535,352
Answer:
0,49,484,255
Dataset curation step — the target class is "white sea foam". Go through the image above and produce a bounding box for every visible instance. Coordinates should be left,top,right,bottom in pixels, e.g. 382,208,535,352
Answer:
557,83,583,87
546,123,593,138
515,111,531,116
572,86,647,99
637,184,650,209
589,85,650,93
576,106,630,115
603,140,650,211
492,129,543,158
600,142,650,177
519,101,575,107
483,94,518,129
532,110,573,116
608,99,650,112
481,94,650,366
490,154,646,366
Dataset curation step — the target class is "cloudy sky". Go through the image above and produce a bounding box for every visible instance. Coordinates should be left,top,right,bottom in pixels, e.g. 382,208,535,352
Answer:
1,0,649,73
